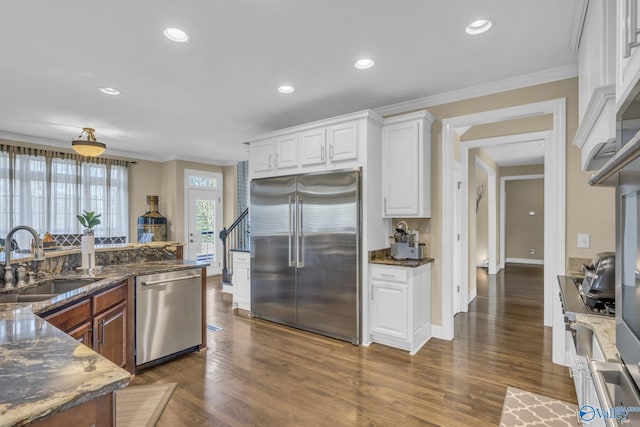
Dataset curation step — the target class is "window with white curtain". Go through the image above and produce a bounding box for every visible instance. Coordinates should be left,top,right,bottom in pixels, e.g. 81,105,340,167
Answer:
0,145,129,248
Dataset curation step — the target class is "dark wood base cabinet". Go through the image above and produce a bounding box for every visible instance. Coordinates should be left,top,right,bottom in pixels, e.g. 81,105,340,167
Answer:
30,393,113,427
41,277,135,373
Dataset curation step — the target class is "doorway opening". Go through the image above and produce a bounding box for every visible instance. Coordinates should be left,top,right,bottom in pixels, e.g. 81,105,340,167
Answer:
441,99,566,366
184,169,223,276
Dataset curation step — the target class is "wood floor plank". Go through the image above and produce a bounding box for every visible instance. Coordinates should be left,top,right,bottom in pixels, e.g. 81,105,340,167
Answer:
134,265,576,426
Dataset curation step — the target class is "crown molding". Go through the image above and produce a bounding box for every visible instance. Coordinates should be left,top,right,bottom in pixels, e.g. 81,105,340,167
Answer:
569,0,589,51
373,64,578,117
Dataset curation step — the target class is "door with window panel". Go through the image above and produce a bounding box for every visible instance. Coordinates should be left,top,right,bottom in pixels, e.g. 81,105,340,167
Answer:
186,171,223,276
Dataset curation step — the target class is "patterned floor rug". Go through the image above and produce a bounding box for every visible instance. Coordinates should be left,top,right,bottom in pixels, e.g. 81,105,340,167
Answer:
115,382,177,427
499,387,579,426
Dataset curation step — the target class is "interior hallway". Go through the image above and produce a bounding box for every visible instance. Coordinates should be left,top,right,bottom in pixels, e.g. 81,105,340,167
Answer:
133,265,576,426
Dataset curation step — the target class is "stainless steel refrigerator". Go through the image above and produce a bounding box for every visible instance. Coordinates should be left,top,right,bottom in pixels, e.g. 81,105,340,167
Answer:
250,169,360,344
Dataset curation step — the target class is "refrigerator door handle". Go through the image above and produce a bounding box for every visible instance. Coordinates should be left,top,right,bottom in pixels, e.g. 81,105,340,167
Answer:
297,196,304,268
288,195,296,267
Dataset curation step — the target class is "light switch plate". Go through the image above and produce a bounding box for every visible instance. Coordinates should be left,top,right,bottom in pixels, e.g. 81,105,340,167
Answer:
578,233,590,249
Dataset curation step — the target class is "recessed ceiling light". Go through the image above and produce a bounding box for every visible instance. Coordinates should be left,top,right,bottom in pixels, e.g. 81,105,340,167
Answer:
466,19,493,35
164,27,189,43
355,58,375,70
98,87,120,96
278,85,295,94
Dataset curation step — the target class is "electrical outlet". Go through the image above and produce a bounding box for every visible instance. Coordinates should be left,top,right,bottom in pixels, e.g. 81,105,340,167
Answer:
578,233,590,249
529,248,535,255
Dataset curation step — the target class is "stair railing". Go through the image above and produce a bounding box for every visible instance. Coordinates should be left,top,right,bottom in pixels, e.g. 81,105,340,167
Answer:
219,208,249,284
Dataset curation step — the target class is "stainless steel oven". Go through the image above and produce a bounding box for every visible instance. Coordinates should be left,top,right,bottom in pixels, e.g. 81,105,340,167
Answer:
135,268,202,368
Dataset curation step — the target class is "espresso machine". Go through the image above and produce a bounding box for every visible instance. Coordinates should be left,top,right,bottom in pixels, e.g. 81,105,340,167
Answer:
390,221,424,260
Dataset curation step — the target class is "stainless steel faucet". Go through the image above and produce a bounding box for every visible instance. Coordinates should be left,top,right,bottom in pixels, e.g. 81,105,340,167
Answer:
2,226,45,288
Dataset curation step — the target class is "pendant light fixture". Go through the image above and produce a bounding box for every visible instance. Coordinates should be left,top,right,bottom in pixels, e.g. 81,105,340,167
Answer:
71,127,106,157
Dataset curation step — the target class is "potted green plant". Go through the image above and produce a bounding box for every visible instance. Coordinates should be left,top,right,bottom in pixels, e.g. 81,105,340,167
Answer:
76,210,101,236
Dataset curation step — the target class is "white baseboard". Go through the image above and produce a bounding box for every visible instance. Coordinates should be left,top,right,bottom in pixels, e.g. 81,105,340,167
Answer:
476,261,489,268
468,288,477,304
505,257,544,265
430,325,451,340
222,283,233,294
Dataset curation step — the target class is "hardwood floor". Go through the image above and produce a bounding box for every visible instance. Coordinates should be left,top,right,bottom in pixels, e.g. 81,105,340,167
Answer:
133,265,576,426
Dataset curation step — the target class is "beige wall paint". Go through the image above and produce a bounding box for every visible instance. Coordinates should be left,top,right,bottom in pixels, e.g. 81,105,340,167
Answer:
397,77,615,327
222,165,238,227
128,160,164,240
500,164,544,177
130,160,226,243
505,179,544,260
475,166,489,265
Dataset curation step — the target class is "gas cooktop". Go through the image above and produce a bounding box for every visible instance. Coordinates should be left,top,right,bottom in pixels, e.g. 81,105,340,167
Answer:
558,276,616,320
573,277,615,317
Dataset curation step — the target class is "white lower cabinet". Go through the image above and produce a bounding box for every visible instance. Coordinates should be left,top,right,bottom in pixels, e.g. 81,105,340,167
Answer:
232,251,251,311
370,263,431,355
565,329,605,427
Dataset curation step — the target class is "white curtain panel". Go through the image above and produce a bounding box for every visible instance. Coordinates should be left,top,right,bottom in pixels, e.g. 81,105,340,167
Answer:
0,146,129,245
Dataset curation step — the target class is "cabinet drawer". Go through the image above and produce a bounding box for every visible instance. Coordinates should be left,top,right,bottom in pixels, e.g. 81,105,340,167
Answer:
370,266,408,283
93,282,127,315
44,299,92,332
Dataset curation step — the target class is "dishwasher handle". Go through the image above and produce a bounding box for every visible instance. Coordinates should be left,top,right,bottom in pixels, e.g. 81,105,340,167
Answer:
140,273,201,287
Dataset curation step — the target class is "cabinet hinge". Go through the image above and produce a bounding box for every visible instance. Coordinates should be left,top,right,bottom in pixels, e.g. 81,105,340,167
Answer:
457,234,460,241
457,181,462,190
457,285,460,293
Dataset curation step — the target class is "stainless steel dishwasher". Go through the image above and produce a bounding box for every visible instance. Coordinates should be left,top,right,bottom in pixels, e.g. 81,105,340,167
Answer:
136,268,202,368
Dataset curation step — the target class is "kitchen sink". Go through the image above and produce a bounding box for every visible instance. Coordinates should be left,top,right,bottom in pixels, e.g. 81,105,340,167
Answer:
0,293,57,303
17,278,98,296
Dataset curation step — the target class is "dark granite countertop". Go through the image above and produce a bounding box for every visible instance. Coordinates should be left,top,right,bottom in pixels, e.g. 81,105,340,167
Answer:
0,259,206,426
369,256,434,268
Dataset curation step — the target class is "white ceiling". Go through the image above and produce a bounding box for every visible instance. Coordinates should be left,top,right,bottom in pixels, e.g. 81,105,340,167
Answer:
0,1,579,165
481,140,545,167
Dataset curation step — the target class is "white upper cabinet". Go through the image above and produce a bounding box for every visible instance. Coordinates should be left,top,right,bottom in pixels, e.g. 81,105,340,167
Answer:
327,122,358,165
251,139,274,174
617,0,640,107
381,111,433,218
573,0,616,171
249,136,297,178
275,134,298,170
248,111,381,179
299,128,327,167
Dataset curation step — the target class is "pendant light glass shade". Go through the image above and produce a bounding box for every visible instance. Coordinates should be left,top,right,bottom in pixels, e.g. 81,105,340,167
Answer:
71,127,106,157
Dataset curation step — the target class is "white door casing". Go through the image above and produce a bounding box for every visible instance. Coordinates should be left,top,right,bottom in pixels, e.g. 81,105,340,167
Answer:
440,100,565,367
452,161,463,314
